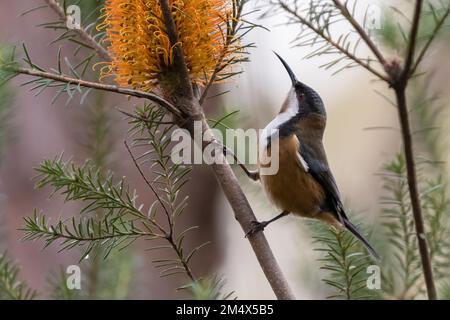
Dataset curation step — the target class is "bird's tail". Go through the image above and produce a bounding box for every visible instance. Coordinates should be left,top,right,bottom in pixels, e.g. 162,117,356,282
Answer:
343,218,380,261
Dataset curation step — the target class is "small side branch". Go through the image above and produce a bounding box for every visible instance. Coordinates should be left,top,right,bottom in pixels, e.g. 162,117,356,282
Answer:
44,0,111,62
410,7,450,77
124,141,196,282
332,0,387,66
402,0,424,81
212,140,260,181
277,1,389,82
2,66,181,117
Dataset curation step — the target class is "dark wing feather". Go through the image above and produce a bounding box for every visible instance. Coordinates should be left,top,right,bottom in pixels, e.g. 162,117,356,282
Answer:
297,137,347,224
297,134,380,259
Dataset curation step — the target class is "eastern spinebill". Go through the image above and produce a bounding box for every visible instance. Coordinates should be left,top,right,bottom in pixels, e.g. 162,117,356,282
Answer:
244,53,379,259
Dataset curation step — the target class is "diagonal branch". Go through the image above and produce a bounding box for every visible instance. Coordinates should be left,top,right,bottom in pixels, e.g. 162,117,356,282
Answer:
124,141,173,236
410,7,450,77
2,65,182,117
403,0,424,81
124,141,196,282
332,0,387,67
44,0,111,62
277,1,390,82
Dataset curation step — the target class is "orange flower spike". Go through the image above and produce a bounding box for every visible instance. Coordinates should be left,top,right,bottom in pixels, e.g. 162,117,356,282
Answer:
99,0,232,91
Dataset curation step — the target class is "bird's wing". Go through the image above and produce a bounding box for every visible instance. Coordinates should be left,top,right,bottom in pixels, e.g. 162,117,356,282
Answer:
296,135,347,223
296,134,380,259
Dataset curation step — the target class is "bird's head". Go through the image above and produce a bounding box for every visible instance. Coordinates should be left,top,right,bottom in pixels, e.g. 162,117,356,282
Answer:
274,52,326,118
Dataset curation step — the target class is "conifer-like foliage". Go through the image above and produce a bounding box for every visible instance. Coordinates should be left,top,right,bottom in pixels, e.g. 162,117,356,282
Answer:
21,106,196,279
0,47,14,161
309,220,377,300
0,0,449,300
380,154,450,299
0,253,36,300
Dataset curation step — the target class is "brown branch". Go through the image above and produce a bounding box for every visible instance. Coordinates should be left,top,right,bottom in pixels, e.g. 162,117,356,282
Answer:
166,235,197,282
392,0,437,300
402,0,424,81
124,141,173,231
332,0,387,66
393,86,437,300
159,0,194,101
44,0,111,62
2,65,182,117
410,7,450,77
277,1,390,82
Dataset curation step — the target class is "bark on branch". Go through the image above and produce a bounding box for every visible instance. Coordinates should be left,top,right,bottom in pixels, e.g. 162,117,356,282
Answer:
393,0,437,300
44,0,111,62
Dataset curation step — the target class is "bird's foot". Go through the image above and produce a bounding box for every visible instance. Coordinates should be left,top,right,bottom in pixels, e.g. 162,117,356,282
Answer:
245,220,269,237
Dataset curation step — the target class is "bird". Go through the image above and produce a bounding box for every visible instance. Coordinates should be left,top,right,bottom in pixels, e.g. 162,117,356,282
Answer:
247,52,379,259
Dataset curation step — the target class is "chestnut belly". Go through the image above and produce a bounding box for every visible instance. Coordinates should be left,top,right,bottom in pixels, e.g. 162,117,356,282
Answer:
260,135,325,218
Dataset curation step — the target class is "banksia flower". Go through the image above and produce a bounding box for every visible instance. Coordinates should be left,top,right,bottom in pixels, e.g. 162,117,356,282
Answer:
98,0,237,92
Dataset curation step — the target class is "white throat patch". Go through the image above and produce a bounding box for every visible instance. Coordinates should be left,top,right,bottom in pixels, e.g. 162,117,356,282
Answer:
260,88,299,150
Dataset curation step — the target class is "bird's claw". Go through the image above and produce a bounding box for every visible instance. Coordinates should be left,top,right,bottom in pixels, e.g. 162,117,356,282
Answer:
245,220,268,237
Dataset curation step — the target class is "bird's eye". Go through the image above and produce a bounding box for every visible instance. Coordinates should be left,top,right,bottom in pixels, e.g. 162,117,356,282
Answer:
299,93,306,101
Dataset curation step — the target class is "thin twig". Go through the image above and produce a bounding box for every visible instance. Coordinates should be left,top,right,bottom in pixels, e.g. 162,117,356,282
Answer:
2,65,182,117
209,139,260,181
410,7,450,77
124,141,172,230
199,51,228,105
116,108,175,125
44,0,111,62
124,142,196,282
277,1,390,82
28,227,150,242
332,0,387,66
403,0,424,81
166,236,196,282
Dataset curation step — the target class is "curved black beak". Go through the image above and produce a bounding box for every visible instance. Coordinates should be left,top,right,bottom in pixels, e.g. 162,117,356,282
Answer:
273,51,298,86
